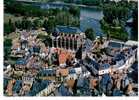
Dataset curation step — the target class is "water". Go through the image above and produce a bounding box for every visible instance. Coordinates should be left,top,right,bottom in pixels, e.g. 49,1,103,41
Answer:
80,7,104,36
36,2,132,37
80,7,103,20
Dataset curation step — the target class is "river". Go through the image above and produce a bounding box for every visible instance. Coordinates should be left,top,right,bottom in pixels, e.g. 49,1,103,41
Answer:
35,2,132,38
80,7,104,36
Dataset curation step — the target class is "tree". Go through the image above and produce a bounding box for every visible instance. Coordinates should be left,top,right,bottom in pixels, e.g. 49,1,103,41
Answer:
99,35,103,44
21,17,32,30
131,8,138,41
15,20,22,29
103,5,128,24
4,19,15,34
26,20,32,30
112,19,120,27
33,18,43,29
101,3,129,41
43,16,56,34
43,19,47,29
85,28,96,41
69,6,80,17
4,23,11,34
106,31,110,40
82,0,100,6
4,38,12,60
4,38,12,46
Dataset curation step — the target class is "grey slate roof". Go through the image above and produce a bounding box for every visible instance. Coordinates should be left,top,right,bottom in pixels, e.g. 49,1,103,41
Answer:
58,84,72,96
13,80,22,93
27,80,51,96
108,42,124,49
56,25,81,34
83,39,92,52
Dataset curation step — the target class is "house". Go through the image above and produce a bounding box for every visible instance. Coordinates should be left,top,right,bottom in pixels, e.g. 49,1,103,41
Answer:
39,52,46,59
11,42,21,54
58,83,72,96
69,68,76,74
31,30,38,36
114,53,126,62
21,40,28,50
39,69,56,77
19,76,34,96
15,58,28,69
116,59,125,68
83,56,99,76
36,81,56,96
113,52,126,68
58,49,74,67
68,67,82,75
112,89,123,96
66,74,77,80
16,58,28,65
80,71,91,78
100,74,111,94
26,80,51,96
99,63,110,75
6,79,16,96
4,78,10,91
77,78,85,88
58,50,67,67
33,46,40,53
74,67,82,74
4,63,11,72
125,40,138,46
66,78,75,89
56,68,69,77
108,40,124,50
82,39,92,52
125,84,136,96
12,80,22,94
76,78,90,96
90,79,98,89
28,47,34,55
20,31,30,41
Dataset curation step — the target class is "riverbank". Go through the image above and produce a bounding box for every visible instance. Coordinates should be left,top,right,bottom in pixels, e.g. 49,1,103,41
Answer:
12,0,137,41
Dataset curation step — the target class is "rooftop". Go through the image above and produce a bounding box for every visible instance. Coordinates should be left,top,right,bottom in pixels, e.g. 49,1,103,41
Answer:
38,69,56,76
58,68,69,76
56,25,81,34
58,84,72,96
27,80,51,96
12,80,22,94
16,58,28,65
125,40,138,46
101,63,110,69
108,41,124,49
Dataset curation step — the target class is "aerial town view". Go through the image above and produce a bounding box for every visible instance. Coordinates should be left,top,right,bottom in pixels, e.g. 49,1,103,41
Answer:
4,0,138,96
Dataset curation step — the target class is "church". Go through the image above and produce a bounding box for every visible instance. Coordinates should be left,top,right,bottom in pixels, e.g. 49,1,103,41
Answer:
51,26,85,51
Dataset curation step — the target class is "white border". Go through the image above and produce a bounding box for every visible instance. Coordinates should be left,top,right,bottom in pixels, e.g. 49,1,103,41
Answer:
0,0,3,97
